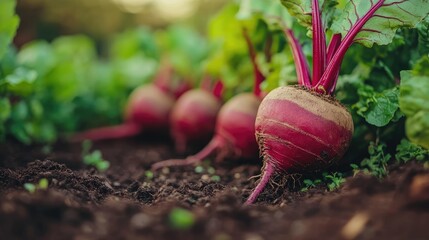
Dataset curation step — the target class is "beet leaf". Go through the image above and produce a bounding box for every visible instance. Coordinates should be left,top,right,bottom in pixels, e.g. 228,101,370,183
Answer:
316,0,429,93
280,0,338,35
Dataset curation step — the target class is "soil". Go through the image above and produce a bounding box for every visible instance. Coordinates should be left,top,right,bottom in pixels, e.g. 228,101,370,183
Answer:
1,137,429,240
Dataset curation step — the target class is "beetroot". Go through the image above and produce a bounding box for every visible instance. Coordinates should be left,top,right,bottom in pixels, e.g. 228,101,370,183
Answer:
243,0,426,204
170,88,222,153
244,0,354,205
245,86,353,204
72,84,175,141
151,92,261,170
257,87,353,171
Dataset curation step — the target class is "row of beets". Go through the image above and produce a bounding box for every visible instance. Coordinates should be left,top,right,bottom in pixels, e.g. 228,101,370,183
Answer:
72,22,353,204
71,29,272,204
74,0,423,204
72,31,266,193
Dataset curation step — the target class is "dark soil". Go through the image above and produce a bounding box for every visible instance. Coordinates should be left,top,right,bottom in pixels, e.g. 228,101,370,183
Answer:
1,137,429,240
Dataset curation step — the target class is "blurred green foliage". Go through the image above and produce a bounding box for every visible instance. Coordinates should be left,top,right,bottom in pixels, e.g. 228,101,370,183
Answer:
399,55,429,149
0,0,20,59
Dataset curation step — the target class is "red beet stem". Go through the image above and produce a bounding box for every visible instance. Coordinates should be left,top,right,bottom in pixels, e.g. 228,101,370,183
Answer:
244,162,275,205
242,28,265,97
326,33,341,63
311,0,326,86
283,29,311,87
151,136,223,170
71,123,142,142
212,80,224,100
153,61,174,93
315,0,385,94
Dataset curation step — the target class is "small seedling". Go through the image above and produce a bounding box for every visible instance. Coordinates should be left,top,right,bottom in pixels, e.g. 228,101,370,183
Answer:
352,141,391,178
168,208,195,230
145,170,154,180
396,139,428,163
323,172,346,191
23,183,36,193
300,172,344,192
24,178,49,193
211,175,221,182
194,165,204,174
82,140,110,171
207,167,216,175
301,179,322,192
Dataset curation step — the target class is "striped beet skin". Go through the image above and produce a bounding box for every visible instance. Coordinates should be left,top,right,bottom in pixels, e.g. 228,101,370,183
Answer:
170,89,222,154
216,93,261,159
255,86,353,172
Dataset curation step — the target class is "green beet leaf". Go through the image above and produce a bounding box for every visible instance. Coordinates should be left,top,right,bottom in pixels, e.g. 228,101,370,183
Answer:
354,86,400,127
396,139,429,162
240,0,293,29
364,88,400,127
331,0,429,48
280,0,338,34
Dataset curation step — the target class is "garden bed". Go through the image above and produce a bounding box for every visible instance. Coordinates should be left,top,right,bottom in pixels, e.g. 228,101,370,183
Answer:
1,138,428,240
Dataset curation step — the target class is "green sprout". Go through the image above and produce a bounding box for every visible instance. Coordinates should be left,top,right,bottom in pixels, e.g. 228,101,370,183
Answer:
145,170,154,180
300,172,345,192
396,139,428,163
168,208,195,230
207,167,216,175
194,165,204,173
211,175,221,182
301,178,322,192
323,172,346,191
82,140,110,171
351,141,391,178
24,178,49,193
23,183,36,193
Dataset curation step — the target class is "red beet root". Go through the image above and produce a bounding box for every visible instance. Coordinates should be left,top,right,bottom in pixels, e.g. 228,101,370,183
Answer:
152,93,261,170
170,89,222,153
245,86,353,204
244,0,410,204
72,84,175,141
